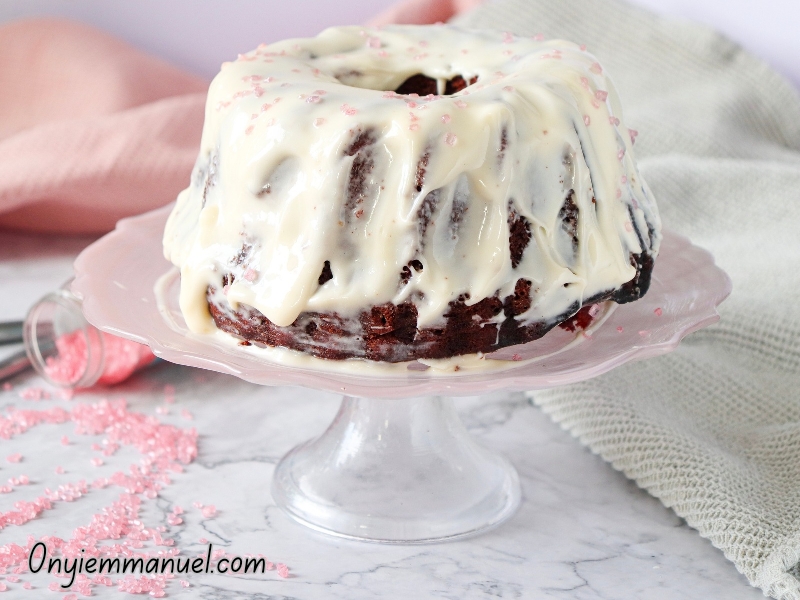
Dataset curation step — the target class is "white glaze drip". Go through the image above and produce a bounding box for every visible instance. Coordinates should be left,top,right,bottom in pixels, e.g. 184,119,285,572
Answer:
164,25,660,337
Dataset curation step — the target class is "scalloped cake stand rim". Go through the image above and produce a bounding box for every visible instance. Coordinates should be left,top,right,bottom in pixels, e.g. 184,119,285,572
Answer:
72,204,731,399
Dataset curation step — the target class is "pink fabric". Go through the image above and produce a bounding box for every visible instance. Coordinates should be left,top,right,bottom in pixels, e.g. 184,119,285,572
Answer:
0,3,482,234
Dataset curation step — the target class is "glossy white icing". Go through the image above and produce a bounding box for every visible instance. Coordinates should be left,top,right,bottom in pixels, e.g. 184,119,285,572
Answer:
163,24,660,337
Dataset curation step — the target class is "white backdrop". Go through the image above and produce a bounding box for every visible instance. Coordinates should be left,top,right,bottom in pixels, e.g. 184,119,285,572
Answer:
1,0,798,88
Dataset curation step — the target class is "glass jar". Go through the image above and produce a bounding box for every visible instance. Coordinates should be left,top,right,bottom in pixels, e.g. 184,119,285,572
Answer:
23,281,156,388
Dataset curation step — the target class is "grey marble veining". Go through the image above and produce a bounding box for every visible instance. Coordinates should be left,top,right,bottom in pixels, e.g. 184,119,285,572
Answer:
0,231,764,599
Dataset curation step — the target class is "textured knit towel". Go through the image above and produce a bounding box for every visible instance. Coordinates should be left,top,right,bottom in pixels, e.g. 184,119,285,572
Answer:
454,0,800,598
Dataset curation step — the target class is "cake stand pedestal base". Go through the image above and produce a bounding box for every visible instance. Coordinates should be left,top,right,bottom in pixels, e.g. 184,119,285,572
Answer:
271,395,521,543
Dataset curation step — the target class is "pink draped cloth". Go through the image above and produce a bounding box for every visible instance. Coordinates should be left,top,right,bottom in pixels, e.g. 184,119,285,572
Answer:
0,0,482,234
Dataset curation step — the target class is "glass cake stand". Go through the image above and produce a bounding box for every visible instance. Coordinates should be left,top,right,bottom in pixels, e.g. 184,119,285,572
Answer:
72,205,730,544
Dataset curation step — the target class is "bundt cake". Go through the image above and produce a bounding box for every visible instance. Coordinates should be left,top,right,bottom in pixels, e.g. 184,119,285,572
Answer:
163,25,661,362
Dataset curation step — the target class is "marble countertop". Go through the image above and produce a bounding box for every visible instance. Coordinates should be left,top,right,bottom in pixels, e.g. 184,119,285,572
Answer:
0,229,763,599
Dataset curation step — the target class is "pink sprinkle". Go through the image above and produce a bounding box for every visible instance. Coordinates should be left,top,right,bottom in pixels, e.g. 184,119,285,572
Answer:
0,486,11,494
621,175,628,184
201,505,217,518
595,90,608,102
441,114,451,124
277,563,290,578
49,583,59,591
340,104,358,116
23,582,31,589
609,116,620,126
7,576,18,583
18,475,29,485
245,125,255,135
533,34,544,41
366,36,381,48
6,453,21,463
590,62,603,74
629,129,639,144
654,307,663,316
639,330,649,336
305,95,322,104
181,581,190,588
55,466,65,474
90,457,104,467
192,501,204,509
583,115,591,126
243,268,258,282
405,100,418,108
0,582,6,591
167,514,182,526
502,31,514,44
580,77,590,90
199,538,208,544
409,123,420,131
173,505,184,515
444,133,458,146
454,100,468,109
260,103,272,112
313,117,326,127
502,86,514,92
156,405,169,415
616,188,622,198
511,354,522,361
618,149,626,160
580,44,587,51
617,326,624,333
582,331,593,338
378,50,388,57
181,409,193,421
624,221,633,232
588,304,601,317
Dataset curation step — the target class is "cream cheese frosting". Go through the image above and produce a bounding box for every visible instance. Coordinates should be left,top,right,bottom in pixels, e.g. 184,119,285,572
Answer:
163,24,661,340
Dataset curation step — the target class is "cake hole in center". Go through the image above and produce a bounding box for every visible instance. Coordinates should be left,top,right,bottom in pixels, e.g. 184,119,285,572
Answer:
394,74,478,96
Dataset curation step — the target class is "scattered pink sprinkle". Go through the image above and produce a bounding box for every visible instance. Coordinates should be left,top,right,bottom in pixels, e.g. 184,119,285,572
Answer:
55,466,65,474
582,331,593,338
199,538,208,544
502,86,514,92
245,125,255,135
243,268,258,282
609,116,620,126
511,354,522,361
624,221,633,232
409,123,420,131
0,486,11,494
6,453,21,463
181,409,194,421
629,129,639,144
201,505,217,518
0,582,7,591
166,513,183,526
580,77,590,90
654,307,663,316
595,90,608,102
617,326,624,333
367,36,381,48
6,576,18,583
18,475,29,485
590,62,603,74
454,100,468,109
155,405,169,415
340,103,358,116
621,175,628,184
616,188,622,198
441,114,451,124
311,117,326,128
502,31,514,44
90,457,104,467
583,115,591,126
181,580,190,588
444,133,458,146
618,149,626,160
580,44,587,51
192,501,204,509
305,95,322,104
22,582,31,589
277,563,290,578
639,330,650,336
